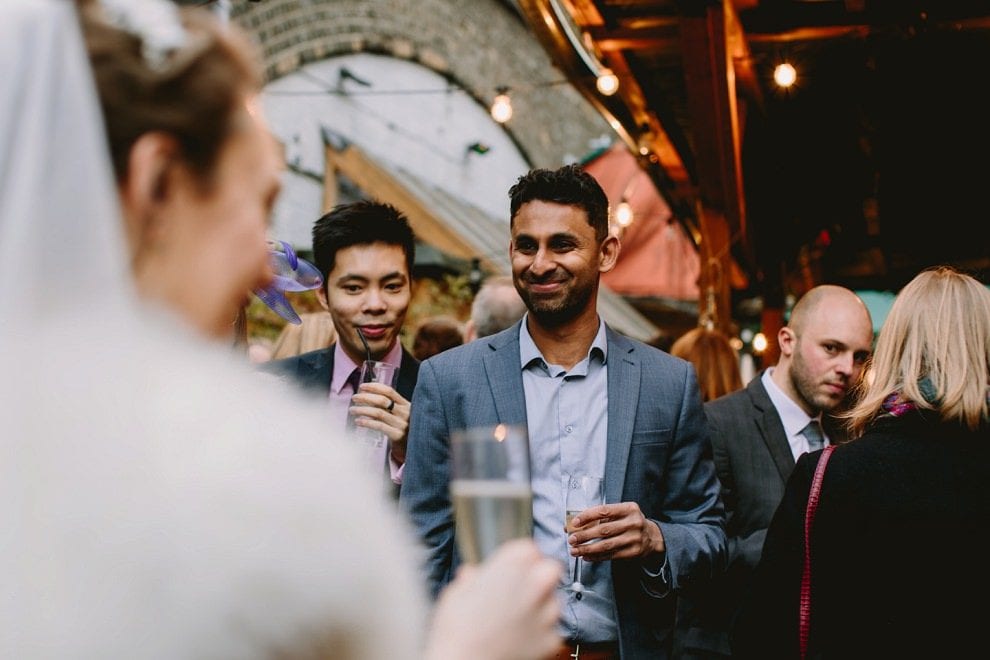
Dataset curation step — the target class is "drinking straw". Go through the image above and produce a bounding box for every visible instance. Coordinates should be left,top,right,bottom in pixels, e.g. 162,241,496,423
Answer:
355,328,374,382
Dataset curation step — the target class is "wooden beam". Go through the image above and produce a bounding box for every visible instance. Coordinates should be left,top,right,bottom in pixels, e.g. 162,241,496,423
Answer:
679,0,747,328
586,25,681,54
323,143,502,273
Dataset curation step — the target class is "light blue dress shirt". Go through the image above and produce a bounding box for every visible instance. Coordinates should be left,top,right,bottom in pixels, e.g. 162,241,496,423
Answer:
519,316,617,644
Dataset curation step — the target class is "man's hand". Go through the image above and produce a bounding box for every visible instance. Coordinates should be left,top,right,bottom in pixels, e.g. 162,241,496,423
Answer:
349,382,411,464
567,502,665,561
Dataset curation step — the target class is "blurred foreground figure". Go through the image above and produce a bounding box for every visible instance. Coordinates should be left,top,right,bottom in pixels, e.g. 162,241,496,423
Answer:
0,2,559,658
733,266,990,658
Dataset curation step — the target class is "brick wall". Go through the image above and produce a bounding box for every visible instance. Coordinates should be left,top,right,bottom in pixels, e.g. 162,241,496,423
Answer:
231,0,609,167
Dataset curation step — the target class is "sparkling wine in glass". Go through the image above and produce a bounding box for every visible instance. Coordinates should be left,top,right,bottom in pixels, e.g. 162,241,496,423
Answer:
450,424,532,564
564,473,605,600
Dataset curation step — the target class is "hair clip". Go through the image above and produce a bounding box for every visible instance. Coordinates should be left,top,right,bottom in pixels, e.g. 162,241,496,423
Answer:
253,241,323,325
99,0,188,70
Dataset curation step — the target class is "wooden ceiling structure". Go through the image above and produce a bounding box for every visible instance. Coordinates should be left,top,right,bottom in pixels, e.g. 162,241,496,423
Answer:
517,0,990,335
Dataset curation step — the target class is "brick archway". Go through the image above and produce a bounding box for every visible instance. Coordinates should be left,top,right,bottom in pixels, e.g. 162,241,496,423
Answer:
233,0,608,168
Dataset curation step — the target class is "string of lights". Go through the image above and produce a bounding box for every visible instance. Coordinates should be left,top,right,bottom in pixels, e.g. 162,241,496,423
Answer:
264,69,583,124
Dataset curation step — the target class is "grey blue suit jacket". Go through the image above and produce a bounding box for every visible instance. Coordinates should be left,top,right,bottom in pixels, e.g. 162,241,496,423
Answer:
674,372,793,657
400,322,726,658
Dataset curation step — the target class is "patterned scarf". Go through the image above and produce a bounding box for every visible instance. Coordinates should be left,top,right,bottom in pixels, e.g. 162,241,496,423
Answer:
882,378,990,417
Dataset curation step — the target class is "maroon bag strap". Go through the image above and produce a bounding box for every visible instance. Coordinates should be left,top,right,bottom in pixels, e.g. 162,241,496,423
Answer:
799,444,836,659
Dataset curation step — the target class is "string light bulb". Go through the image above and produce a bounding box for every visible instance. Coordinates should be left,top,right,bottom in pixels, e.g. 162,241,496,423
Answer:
596,68,619,96
773,62,797,88
490,86,512,123
614,201,634,227
752,332,768,354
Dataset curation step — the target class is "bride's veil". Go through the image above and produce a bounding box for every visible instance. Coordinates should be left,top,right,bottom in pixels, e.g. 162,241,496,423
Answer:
0,2,427,657
0,0,134,334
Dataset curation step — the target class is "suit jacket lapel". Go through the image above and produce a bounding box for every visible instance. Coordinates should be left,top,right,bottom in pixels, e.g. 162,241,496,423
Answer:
300,345,334,393
604,327,638,505
395,348,419,401
747,374,795,479
483,324,528,426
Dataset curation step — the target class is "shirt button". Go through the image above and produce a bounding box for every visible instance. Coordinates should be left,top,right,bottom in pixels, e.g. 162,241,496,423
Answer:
565,425,573,434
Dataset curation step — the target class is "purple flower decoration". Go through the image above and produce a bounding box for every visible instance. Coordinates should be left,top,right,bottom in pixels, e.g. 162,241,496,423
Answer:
253,240,323,324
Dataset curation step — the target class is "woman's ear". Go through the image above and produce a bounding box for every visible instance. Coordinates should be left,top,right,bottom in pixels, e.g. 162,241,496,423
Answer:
118,132,181,253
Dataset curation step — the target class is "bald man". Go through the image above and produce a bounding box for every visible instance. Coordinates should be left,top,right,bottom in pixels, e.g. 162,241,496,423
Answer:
674,285,874,659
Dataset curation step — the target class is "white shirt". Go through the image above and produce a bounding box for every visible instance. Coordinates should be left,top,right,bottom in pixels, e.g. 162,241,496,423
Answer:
761,368,830,461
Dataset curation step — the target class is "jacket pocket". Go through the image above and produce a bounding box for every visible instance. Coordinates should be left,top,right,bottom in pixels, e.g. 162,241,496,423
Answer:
630,428,671,446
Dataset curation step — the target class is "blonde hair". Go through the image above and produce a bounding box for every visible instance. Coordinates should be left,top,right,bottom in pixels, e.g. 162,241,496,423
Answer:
846,266,990,436
670,327,743,402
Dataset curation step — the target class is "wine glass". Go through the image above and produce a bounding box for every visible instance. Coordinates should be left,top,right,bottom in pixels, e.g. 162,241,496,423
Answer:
564,473,605,600
449,424,532,564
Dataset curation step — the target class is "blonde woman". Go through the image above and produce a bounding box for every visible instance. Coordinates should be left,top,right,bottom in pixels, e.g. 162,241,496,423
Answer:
733,266,990,658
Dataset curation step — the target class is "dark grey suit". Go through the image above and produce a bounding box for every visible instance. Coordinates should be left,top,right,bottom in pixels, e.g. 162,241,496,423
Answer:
262,344,419,401
400,322,726,658
674,371,794,657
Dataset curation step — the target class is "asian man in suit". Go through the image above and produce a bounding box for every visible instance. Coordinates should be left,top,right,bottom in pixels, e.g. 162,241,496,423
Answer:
400,164,726,659
264,201,419,498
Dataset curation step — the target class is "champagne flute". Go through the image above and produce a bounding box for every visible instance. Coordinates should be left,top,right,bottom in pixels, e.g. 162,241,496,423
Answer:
564,473,605,600
449,424,532,564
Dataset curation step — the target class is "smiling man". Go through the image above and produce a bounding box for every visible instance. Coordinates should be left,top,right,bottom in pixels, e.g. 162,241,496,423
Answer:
263,201,419,498
401,164,726,659
674,284,874,659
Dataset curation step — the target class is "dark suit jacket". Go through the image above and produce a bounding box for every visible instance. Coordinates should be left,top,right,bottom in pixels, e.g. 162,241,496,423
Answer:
675,372,794,657
262,343,420,498
732,410,990,658
400,322,726,659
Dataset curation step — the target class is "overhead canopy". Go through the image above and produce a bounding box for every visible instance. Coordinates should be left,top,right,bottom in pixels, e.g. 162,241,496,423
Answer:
321,128,660,343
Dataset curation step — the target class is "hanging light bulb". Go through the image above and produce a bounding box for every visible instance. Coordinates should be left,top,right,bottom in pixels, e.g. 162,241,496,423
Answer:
614,201,634,227
490,86,512,123
596,68,619,96
752,332,769,354
773,62,797,88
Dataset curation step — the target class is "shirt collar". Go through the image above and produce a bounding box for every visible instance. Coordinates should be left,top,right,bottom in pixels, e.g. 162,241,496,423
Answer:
762,367,820,438
331,338,403,395
518,313,607,372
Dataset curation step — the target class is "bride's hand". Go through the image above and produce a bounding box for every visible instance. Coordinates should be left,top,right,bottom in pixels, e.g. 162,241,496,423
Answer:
424,539,562,660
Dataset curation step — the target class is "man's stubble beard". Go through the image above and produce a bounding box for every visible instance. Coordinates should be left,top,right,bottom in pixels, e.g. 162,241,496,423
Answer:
518,278,595,329
788,347,843,415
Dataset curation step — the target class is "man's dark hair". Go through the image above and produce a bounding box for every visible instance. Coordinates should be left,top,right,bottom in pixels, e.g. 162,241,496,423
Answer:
507,164,609,241
311,200,416,283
